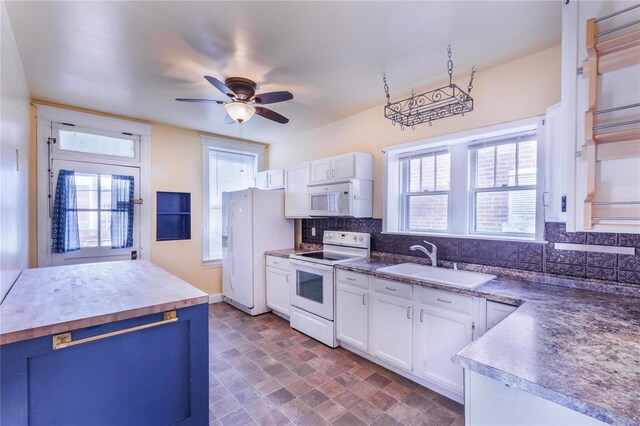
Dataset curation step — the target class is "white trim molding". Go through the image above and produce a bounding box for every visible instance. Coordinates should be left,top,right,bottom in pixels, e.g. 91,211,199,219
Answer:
34,104,152,267
209,293,224,304
554,243,635,255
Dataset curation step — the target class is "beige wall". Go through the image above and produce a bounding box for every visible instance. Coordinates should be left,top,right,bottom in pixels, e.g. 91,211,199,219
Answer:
269,45,561,218
1,1,31,300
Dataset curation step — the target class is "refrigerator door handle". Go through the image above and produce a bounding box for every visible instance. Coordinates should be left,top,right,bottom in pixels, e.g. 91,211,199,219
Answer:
227,199,236,291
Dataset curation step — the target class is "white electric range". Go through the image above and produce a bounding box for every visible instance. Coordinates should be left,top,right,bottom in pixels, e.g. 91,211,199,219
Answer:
289,231,370,347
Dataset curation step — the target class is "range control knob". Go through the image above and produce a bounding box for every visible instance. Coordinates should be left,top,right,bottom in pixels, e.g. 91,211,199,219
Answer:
353,235,358,241
358,236,363,242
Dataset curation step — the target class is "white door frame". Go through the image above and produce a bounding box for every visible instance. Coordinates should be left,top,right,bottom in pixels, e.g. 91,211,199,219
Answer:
35,104,152,267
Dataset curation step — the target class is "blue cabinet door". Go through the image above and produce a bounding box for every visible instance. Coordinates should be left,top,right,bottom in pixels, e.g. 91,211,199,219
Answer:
1,304,208,426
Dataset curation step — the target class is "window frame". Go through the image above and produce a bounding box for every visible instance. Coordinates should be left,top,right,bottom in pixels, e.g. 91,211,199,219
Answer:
468,132,539,238
399,149,451,233
201,136,265,264
383,116,546,243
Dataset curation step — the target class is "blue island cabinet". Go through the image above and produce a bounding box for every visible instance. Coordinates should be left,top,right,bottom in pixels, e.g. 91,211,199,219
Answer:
1,303,208,426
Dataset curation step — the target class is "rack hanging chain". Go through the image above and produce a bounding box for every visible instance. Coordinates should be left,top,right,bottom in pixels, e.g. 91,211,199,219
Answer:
467,66,476,94
382,73,391,105
447,45,453,87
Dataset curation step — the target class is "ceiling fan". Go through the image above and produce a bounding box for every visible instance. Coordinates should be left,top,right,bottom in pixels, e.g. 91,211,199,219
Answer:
176,76,293,124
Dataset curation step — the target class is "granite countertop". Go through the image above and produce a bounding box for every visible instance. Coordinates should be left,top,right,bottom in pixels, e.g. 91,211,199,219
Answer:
265,245,322,258
335,256,640,425
0,260,209,345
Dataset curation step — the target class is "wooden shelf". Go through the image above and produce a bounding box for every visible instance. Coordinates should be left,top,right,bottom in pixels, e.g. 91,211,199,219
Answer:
583,43,640,76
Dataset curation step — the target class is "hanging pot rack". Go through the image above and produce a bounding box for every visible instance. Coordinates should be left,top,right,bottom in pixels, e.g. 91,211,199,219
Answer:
382,46,476,130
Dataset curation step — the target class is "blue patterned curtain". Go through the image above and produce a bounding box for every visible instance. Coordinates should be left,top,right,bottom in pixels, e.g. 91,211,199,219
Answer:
51,170,80,253
111,175,134,249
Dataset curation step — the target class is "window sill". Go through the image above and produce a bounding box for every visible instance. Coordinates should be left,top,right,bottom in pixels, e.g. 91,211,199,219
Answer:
382,230,547,244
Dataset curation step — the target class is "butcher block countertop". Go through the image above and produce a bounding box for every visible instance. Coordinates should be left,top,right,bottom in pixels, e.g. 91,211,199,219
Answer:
0,260,208,345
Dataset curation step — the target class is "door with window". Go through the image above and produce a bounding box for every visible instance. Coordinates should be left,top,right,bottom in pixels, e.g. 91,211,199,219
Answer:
51,160,140,266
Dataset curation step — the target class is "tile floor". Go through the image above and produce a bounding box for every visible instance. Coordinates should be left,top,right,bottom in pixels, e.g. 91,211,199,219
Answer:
209,303,465,426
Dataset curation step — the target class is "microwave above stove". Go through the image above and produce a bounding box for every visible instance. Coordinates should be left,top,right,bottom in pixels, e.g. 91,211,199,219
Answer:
307,179,372,218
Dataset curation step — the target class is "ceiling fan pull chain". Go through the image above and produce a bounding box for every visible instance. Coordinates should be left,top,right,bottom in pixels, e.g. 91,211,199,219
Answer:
447,45,454,87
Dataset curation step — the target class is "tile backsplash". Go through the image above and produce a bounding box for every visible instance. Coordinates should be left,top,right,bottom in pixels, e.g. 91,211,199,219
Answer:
301,219,640,286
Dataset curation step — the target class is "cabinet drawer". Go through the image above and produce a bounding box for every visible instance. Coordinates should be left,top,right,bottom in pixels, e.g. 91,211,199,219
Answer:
336,270,368,289
417,287,473,315
373,278,412,300
266,256,289,271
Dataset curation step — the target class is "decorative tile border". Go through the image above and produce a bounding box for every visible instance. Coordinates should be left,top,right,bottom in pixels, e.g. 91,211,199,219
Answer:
300,219,640,286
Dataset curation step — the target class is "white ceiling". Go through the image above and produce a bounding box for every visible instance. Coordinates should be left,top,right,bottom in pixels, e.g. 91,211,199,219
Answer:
5,1,561,144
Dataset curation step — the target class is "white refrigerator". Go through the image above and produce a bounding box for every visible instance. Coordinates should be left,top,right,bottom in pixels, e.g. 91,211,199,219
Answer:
222,188,294,315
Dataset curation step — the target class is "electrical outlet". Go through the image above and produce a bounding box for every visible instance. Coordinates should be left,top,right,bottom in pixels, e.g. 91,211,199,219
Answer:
311,227,316,237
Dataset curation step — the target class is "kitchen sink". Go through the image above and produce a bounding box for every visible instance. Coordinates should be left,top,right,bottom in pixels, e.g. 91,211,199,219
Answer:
376,263,495,289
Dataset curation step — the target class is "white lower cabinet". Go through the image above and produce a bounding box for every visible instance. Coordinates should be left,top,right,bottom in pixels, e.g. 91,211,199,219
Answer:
336,283,368,351
487,300,517,330
371,289,413,371
413,304,473,395
265,256,290,316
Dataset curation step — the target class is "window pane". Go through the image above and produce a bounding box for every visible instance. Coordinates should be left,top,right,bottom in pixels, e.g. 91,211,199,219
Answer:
476,146,495,188
495,143,516,187
475,190,536,234
100,175,112,209
407,194,448,231
207,149,256,260
518,140,537,185
409,158,421,192
421,156,435,191
435,153,450,191
59,130,135,158
100,211,112,247
77,211,99,247
75,173,98,209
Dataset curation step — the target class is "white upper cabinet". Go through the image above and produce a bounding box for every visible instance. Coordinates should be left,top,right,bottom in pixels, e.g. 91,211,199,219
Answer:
309,152,373,184
285,162,310,218
256,169,285,190
544,103,567,222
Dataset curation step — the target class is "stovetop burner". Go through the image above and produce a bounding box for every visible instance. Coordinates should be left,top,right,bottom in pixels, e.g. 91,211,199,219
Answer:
297,251,359,262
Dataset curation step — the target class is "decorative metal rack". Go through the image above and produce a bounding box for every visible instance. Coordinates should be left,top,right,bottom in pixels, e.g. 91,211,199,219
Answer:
383,47,476,130
582,3,640,229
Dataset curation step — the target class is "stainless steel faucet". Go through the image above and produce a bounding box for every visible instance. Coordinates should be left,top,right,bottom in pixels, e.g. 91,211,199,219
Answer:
410,241,437,266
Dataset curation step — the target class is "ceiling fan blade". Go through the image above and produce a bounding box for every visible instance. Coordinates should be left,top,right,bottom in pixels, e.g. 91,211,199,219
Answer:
204,76,235,98
224,114,236,125
253,91,293,105
175,98,224,104
255,107,289,124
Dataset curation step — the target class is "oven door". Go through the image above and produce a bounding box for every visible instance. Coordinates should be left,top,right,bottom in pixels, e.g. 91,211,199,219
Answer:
308,191,341,216
289,259,335,321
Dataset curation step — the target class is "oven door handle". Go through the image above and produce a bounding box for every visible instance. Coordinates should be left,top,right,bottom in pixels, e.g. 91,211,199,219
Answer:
289,258,335,272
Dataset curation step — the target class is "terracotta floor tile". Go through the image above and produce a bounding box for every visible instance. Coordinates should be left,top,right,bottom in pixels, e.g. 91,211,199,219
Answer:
316,399,348,422
299,389,329,408
208,304,464,426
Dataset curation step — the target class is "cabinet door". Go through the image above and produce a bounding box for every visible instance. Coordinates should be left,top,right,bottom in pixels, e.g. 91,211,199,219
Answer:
544,103,566,222
336,284,368,351
486,301,517,330
371,293,413,371
332,153,356,181
266,267,290,316
255,171,269,190
285,163,310,218
310,158,332,184
413,304,472,396
268,169,285,189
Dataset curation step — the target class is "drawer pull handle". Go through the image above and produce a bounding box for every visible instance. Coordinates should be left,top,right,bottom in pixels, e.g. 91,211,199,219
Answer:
52,311,178,350
286,274,290,283
420,309,424,322
273,261,279,265
407,306,411,319
437,298,452,304
347,277,356,281
362,294,367,305
385,286,397,291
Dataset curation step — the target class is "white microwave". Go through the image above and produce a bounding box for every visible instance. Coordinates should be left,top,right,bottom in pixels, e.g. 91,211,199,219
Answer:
307,180,372,217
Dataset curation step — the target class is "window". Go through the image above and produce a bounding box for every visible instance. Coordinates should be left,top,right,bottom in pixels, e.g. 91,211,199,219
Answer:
469,132,537,236
384,117,545,241
202,137,264,262
59,129,136,158
400,150,450,231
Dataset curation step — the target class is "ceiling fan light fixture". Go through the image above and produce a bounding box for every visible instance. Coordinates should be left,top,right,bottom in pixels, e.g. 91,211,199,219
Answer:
224,102,255,123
